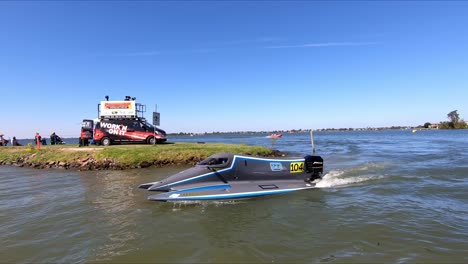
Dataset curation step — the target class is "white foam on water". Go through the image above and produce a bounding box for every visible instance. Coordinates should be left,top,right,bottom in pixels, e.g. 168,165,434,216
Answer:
315,167,384,188
169,199,243,208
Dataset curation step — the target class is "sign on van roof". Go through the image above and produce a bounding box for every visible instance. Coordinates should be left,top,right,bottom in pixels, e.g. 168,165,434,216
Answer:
99,100,136,118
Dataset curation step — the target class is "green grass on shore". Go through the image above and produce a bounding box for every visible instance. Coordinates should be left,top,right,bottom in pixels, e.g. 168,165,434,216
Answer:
0,142,276,168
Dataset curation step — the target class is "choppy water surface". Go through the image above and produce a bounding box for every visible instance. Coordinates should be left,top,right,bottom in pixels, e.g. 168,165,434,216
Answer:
1,130,467,263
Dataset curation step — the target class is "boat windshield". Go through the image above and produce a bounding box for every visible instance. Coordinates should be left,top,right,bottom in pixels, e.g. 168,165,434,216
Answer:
197,153,233,167
198,157,229,166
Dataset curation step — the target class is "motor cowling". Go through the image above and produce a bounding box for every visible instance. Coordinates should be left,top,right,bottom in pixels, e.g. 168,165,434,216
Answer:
304,155,324,181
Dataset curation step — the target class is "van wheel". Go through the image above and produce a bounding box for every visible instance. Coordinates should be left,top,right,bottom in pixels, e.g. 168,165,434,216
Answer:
147,137,156,145
101,137,111,146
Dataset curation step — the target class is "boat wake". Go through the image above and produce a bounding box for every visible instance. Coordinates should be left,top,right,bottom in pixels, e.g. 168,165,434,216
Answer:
315,164,385,188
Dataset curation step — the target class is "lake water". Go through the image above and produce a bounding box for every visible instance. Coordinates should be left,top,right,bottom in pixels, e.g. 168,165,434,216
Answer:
1,130,467,263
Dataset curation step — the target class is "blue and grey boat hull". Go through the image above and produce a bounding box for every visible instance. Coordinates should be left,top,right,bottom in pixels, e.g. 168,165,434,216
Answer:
139,152,323,202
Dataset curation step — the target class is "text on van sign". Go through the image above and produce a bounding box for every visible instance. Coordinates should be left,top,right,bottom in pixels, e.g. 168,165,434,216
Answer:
100,122,127,136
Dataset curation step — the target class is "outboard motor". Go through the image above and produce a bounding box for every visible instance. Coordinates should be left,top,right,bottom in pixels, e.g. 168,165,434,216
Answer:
304,155,323,181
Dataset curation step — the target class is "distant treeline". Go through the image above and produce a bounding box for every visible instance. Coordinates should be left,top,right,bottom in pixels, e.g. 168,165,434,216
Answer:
168,127,415,136
169,110,467,136
423,110,467,129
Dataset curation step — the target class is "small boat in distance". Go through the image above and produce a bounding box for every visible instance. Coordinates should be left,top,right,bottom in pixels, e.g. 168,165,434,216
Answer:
266,133,282,138
139,152,324,202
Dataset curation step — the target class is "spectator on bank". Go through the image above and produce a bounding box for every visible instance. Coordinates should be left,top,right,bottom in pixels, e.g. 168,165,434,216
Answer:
35,133,41,145
57,135,64,144
53,133,64,144
79,131,91,147
50,132,56,145
12,137,22,146
0,133,7,146
50,132,63,145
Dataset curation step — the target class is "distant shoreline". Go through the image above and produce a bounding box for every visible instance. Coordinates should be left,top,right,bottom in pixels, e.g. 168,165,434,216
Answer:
169,127,448,136
3,127,464,144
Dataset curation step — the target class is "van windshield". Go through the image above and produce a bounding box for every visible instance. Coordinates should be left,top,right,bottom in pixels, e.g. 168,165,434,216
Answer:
143,121,154,129
142,120,165,134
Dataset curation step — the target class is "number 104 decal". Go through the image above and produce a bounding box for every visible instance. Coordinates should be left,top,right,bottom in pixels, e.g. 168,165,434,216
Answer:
290,162,304,173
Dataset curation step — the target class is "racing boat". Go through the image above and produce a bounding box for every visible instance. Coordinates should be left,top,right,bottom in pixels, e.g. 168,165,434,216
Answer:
266,133,282,138
139,152,323,202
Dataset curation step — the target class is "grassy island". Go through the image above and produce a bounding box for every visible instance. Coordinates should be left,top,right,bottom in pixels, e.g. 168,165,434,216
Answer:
0,143,279,170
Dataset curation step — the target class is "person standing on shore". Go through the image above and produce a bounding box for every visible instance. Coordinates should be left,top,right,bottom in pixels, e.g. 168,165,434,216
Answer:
50,132,56,145
35,132,41,149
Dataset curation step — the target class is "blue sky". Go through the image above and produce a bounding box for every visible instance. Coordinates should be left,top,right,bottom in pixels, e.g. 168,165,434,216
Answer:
1,1,467,139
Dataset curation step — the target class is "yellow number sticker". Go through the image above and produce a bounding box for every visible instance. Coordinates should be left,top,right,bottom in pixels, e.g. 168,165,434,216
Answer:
290,162,304,173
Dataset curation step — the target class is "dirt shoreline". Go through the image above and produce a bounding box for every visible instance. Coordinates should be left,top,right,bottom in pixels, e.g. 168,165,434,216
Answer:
0,154,197,170
0,144,282,171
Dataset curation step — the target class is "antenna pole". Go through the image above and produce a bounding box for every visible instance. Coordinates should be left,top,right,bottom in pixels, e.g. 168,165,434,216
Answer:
310,129,316,154
153,104,157,145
